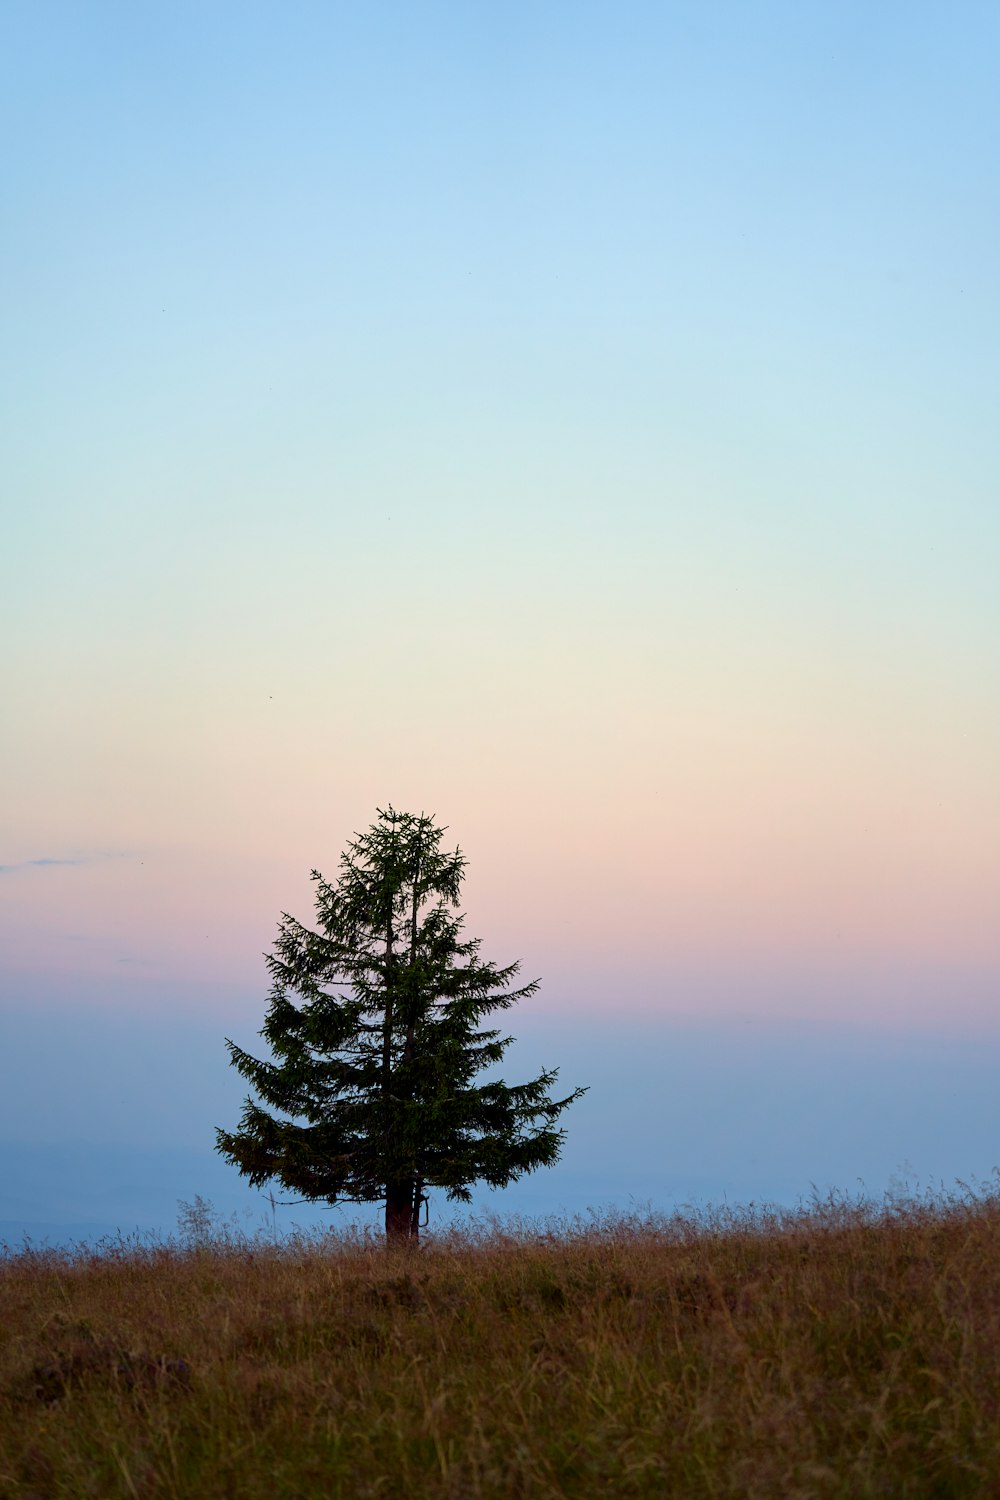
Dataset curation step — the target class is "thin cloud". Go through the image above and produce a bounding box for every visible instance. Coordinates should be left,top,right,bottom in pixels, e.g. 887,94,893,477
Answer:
0,853,132,875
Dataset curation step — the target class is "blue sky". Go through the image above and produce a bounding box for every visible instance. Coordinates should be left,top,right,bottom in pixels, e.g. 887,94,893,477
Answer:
2,1,999,1243
5,997,1000,1244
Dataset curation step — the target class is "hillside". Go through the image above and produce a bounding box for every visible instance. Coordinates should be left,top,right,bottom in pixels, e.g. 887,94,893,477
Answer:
2,1194,999,1497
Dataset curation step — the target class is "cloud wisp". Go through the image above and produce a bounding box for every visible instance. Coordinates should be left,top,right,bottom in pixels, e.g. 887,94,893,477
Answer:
0,853,132,876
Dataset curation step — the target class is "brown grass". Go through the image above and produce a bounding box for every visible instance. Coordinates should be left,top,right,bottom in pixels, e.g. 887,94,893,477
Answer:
2,1190,999,1497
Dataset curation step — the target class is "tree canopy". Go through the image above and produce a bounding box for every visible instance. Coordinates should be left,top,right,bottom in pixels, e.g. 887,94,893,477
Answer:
216,808,585,1240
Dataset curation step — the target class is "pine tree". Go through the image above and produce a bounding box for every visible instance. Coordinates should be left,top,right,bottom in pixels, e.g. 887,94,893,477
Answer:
216,808,586,1242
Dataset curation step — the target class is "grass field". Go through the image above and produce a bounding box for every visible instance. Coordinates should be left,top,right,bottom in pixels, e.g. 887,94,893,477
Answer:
2,1189,999,1498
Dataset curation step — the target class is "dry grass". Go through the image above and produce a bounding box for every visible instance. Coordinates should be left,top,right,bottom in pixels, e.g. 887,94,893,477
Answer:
2,1189,999,1498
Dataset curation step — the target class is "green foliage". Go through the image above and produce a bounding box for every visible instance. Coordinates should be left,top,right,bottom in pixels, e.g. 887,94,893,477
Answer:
216,808,585,1237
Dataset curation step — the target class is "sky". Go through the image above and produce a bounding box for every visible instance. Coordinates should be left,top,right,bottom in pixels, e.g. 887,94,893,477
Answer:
2,2,998,1243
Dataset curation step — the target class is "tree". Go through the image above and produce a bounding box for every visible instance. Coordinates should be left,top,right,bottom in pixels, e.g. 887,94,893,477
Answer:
216,808,586,1243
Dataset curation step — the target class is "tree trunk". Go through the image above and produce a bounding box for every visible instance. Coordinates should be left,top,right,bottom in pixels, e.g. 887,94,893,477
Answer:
385,1182,417,1245
385,839,425,1248
410,1175,424,1240
382,909,394,1084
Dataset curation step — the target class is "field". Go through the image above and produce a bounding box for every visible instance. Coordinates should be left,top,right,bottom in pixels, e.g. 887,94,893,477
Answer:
2,1190,999,1498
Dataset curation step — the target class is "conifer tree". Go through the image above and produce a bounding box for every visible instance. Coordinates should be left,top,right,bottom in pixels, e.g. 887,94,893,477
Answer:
216,808,586,1242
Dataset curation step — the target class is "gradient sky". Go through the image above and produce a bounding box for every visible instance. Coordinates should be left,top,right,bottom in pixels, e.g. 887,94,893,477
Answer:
2,2,998,1241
